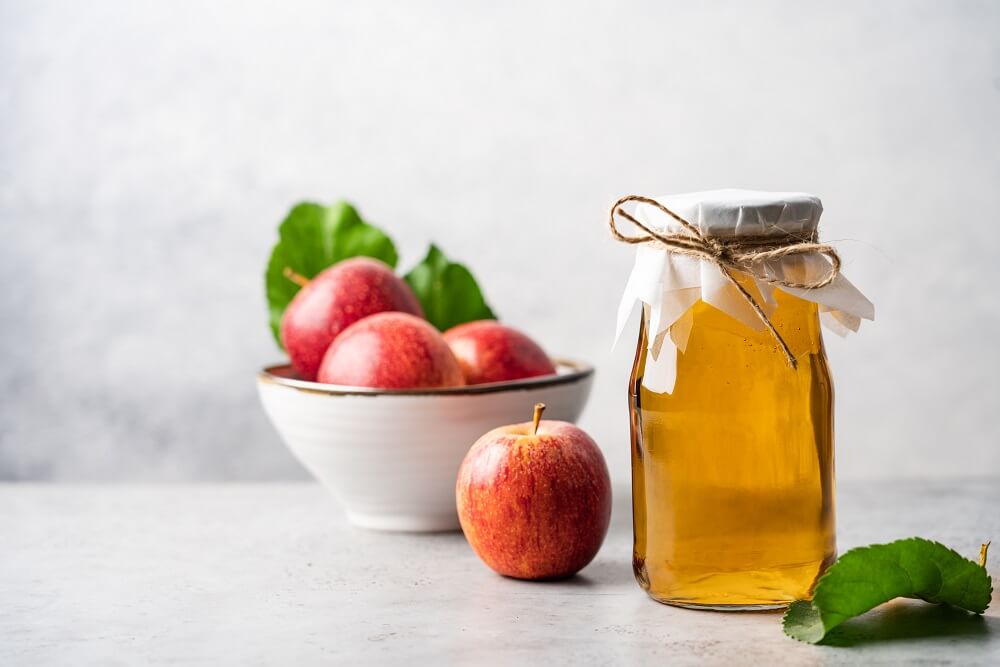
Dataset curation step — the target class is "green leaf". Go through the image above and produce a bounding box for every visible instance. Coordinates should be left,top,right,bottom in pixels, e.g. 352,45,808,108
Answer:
403,244,497,331
265,201,398,349
783,538,993,644
783,601,827,644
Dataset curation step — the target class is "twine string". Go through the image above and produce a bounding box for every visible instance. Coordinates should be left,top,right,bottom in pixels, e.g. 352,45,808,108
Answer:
609,195,842,369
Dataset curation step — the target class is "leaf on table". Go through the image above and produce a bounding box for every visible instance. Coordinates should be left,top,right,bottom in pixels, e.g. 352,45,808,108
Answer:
403,244,496,331
265,201,399,349
783,538,993,644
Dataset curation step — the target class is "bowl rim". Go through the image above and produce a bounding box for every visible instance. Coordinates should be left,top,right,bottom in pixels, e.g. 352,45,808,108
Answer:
257,357,594,397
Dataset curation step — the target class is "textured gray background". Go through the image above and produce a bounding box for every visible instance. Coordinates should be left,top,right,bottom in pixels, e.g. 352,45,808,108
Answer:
1,0,998,482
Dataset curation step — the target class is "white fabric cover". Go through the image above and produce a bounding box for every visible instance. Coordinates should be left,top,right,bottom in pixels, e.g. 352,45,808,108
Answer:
614,190,874,393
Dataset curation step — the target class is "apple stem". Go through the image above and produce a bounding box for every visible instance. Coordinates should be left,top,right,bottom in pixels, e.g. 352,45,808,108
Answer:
532,403,546,435
283,267,310,288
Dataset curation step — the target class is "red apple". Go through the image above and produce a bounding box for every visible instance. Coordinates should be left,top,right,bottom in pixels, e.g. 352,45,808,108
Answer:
280,258,424,380
317,312,465,389
456,404,611,580
443,321,556,385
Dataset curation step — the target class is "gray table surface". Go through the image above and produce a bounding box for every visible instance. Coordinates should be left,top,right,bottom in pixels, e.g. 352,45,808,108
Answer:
2,479,998,666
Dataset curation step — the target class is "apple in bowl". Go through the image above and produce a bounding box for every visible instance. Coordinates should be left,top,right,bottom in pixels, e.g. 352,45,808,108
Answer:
318,312,465,389
444,321,556,385
280,257,424,381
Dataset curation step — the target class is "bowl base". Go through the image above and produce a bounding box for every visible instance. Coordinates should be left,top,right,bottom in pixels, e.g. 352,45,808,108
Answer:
346,511,461,533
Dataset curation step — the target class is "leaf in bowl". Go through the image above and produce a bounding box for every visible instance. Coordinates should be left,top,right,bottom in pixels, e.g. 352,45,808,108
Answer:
404,244,497,331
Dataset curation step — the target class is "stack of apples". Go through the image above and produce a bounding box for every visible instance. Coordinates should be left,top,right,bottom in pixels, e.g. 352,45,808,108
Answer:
281,257,557,388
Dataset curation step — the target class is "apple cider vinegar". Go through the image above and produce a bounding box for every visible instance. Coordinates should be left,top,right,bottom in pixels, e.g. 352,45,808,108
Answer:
629,286,836,609
612,190,871,610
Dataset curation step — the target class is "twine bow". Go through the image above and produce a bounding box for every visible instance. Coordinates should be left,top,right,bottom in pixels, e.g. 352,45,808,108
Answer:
609,195,842,369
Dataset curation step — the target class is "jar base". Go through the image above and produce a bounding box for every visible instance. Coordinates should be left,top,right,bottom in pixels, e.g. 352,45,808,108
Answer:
633,551,833,612
647,595,789,612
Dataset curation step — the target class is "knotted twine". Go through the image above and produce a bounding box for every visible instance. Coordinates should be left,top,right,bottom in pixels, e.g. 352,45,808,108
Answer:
609,195,842,369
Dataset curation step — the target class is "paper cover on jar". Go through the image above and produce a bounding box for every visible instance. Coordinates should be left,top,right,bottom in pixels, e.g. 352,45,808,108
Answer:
613,189,874,394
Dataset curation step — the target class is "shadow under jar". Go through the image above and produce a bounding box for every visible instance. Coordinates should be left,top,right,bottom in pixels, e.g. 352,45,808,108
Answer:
613,190,870,611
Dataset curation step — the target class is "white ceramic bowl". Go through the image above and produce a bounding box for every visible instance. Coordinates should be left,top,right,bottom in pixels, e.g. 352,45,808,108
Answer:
257,360,594,532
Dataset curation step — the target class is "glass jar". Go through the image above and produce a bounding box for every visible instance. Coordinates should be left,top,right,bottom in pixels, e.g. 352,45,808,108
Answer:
614,190,871,611
630,281,835,609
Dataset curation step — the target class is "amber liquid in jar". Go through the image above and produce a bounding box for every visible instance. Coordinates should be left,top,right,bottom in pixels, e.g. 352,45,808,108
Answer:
629,284,836,609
